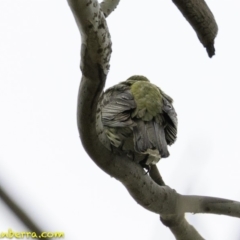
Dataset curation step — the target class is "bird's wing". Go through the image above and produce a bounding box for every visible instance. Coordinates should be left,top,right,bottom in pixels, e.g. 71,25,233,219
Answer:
162,97,178,145
101,89,136,128
133,119,169,158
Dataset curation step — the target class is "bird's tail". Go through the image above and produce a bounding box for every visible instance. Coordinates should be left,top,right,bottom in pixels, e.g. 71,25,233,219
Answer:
133,120,169,161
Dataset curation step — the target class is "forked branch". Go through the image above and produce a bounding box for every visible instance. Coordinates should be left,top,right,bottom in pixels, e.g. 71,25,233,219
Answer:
66,0,237,239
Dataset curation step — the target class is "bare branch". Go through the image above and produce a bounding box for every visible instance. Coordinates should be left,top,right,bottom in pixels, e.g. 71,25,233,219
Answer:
66,0,181,217
150,166,205,239
172,0,218,57
66,0,238,239
179,195,240,218
0,185,50,240
161,214,205,240
100,0,120,17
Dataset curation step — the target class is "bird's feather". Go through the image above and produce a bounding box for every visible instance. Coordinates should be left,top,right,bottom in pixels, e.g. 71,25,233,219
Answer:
162,98,178,145
100,76,178,166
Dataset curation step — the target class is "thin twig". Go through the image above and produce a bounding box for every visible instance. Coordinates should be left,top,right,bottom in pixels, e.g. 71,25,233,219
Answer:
100,0,120,17
0,185,50,240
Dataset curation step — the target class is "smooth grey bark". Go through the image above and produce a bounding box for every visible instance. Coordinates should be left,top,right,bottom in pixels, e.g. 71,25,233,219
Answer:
67,0,239,239
67,0,180,216
172,0,218,57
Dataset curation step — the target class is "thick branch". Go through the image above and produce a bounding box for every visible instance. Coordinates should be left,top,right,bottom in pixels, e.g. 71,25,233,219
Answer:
150,166,204,239
67,0,239,239
179,195,240,218
172,0,218,57
67,0,180,216
161,214,205,240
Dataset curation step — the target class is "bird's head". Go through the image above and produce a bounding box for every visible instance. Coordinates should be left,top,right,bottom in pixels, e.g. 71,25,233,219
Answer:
126,75,150,83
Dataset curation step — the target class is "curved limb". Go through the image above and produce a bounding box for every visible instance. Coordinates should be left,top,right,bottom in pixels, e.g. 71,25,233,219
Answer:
66,1,237,240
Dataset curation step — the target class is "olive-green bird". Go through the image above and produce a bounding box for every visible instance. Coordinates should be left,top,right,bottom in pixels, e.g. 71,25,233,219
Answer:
99,75,177,168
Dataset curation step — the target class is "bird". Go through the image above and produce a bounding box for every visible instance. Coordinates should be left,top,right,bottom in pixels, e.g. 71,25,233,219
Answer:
98,75,177,170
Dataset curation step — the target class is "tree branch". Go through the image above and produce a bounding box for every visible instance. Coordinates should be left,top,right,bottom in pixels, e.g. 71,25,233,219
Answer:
0,185,50,240
150,166,205,239
172,0,218,57
160,214,205,240
66,0,238,239
179,194,240,218
100,0,120,17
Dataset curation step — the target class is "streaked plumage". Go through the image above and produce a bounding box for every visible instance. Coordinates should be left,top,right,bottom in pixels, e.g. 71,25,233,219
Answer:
98,75,177,167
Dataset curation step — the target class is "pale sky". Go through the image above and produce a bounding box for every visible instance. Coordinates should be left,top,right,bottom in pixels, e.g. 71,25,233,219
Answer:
0,1,240,239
